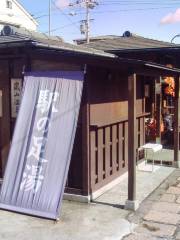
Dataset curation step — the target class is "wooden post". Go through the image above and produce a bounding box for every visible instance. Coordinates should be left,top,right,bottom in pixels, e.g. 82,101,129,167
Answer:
174,76,180,167
155,77,162,143
82,68,91,198
125,73,139,210
82,102,90,196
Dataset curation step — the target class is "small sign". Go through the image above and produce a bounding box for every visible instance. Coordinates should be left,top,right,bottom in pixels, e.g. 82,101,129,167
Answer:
144,84,150,98
11,78,22,118
155,83,161,94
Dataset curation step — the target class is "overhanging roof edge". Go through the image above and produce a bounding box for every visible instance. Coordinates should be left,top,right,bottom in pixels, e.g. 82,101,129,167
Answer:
32,42,116,59
145,63,180,74
0,39,180,75
0,39,117,59
109,46,180,54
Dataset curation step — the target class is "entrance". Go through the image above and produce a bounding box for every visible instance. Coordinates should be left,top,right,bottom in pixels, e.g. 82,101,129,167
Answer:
145,77,175,146
0,60,11,178
144,75,176,165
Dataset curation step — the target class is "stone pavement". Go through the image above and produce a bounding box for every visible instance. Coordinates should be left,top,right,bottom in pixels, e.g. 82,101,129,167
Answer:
0,201,134,240
0,163,175,240
96,163,174,206
123,169,180,240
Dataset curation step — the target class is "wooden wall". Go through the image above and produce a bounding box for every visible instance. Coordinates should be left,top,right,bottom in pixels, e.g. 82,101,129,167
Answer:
0,60,11,177
88,66,146,192
0,53,147,196
89,67,145,125
31,59,81,72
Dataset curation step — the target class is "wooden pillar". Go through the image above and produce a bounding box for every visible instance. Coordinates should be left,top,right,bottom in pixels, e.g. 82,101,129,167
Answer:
174,75,180,167
82,102,90,196
125,73,139,210
155,77,162,143
82,68,91,197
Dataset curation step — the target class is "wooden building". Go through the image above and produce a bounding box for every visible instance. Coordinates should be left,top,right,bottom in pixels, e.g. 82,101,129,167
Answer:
0,26,180,208
81,32,180,145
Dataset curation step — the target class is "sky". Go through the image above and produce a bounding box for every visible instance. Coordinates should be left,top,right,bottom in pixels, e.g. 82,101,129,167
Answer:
19,0,180,43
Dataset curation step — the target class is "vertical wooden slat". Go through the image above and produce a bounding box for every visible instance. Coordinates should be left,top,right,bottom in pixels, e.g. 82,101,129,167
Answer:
105,126,110,178
112,125,117,174
122,122,125,168
124,121,128,168
137,118,140,149
102,128,106,179
118,123,123,171
174,76,180,164
116,124,119,171
97,128,103,182
128,73,137,201
110,126,113,175
90,130,96,189
140,117,144,146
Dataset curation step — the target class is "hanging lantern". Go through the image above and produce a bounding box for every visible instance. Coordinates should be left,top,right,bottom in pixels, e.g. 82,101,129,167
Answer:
164,86,175,97
164,76,175,88
163,64,175,97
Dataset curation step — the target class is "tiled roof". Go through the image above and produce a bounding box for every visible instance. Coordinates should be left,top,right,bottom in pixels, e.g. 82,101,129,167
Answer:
74,35,121,44
0,31,63,44
0,26,115,58
1,27,180,77
81,33,177,52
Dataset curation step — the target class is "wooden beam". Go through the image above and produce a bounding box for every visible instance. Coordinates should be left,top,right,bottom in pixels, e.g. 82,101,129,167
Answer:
135,68,179,78
174,76,180,166
127,73,137,201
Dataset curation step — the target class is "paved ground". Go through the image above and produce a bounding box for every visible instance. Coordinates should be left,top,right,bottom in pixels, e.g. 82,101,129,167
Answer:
0,163,174,240
0,201,133,240
0,165,175,240
123,169,180,240
96,163,174,206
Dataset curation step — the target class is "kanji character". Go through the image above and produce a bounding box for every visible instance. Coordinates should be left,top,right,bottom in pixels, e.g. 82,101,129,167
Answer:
36,117,50,133
36,90,59,113
27,136,47,162
20,165,44,193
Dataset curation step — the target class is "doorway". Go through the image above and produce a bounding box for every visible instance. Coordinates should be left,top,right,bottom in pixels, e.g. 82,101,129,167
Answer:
0,60,11,178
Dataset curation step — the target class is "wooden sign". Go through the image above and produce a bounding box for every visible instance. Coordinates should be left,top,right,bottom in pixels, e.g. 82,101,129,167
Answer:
144,84,150,97
155,83,161,94
11,78,22,118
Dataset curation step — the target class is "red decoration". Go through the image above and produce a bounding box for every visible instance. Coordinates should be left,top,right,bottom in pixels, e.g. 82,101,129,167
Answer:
164,76,175,97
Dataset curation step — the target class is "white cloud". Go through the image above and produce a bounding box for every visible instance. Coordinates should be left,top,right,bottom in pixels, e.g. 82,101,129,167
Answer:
161,8,180,24
55,0,70,9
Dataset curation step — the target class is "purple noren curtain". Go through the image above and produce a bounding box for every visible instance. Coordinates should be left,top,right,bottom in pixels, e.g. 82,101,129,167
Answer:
0,71,84,219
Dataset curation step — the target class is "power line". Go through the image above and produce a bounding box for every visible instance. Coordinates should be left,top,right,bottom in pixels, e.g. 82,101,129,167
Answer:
68,0,99,43
79,6,179,15
32,0,180,19
64,6,178,17
100,0,180,2
21,0,180,41
100,2,180,6
43,20,81,34
49,0,51,36
51,0,80,30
